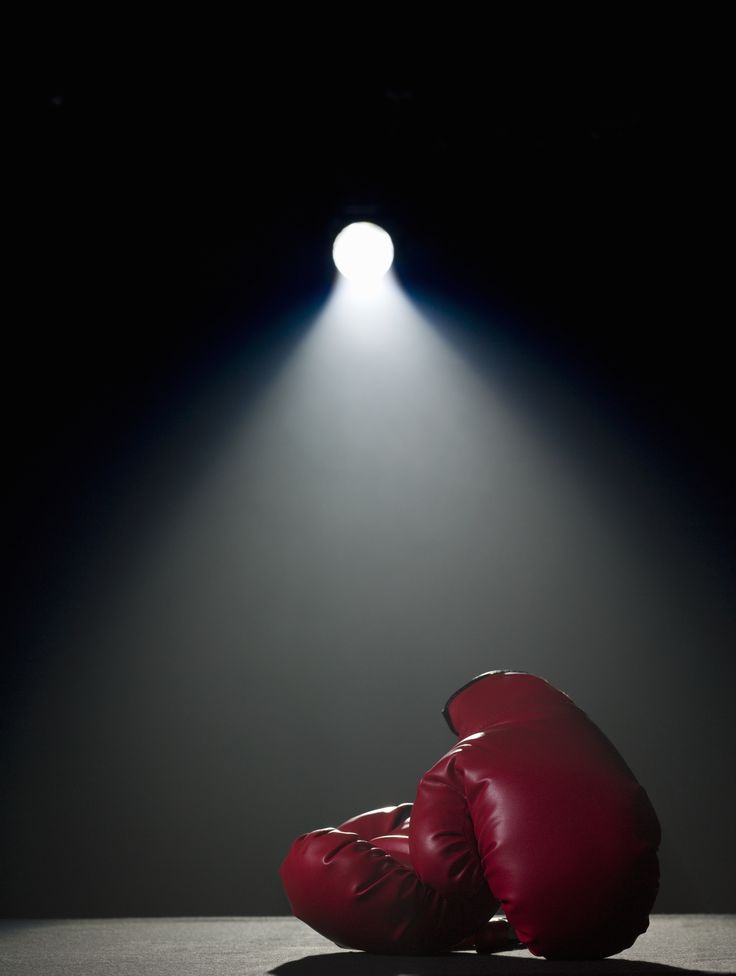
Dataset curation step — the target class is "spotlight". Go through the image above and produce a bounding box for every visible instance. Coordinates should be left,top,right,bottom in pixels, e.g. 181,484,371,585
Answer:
332,222,394,282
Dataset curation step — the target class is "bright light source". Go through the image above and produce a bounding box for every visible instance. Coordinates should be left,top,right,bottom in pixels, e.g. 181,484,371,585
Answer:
332,222,394,282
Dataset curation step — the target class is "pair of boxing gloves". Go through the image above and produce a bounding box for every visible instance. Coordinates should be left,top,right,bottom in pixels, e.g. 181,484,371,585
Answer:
280,671,661,959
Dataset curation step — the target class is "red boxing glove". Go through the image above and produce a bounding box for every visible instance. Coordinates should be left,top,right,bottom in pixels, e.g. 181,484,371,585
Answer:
410,672,661,960
280,803,497,954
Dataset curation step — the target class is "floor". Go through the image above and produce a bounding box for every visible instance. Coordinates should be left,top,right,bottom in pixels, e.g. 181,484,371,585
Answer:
0,915,733,975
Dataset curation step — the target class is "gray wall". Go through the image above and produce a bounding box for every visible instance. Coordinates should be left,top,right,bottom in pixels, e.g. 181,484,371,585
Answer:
3,278,734,916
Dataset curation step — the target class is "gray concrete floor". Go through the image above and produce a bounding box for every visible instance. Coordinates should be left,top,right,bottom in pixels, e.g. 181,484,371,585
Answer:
0,915,733,975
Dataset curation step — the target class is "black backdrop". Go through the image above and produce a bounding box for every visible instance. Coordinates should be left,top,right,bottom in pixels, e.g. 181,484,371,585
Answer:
5,18,734,916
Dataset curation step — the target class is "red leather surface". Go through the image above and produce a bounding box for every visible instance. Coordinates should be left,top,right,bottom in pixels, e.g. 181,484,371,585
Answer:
280,803,497,954
340,803,414,869
411,672,661,959
338,803,412,840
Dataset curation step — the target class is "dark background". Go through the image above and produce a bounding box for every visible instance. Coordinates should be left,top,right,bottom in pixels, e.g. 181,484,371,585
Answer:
5,19,734,916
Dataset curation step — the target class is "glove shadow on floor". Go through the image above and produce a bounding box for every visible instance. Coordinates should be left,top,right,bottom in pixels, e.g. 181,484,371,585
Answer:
270,951,710,976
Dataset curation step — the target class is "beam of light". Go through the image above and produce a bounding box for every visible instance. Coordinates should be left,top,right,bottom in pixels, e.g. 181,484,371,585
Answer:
16,243,733,922
332,222,394,283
